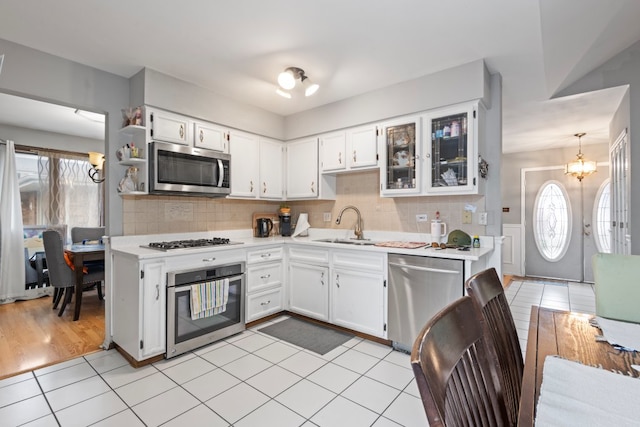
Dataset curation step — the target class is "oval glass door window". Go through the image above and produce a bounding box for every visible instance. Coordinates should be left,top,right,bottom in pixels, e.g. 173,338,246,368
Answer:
593,179,611,253
533,180,572,262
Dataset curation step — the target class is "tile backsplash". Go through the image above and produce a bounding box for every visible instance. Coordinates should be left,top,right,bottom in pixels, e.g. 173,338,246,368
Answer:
122,170,486,237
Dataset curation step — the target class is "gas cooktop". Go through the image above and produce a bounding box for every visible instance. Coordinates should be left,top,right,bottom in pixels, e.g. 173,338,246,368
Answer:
143,238,243,251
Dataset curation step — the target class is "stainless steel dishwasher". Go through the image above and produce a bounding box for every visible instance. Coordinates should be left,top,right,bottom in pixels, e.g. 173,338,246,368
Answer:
388,254,464,352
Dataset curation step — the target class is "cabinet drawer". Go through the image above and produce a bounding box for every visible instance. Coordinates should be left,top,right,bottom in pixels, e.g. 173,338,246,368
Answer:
247,262,283,293
331,250,386,272
246,287,283,322
288,246,329,264
247,246,283,264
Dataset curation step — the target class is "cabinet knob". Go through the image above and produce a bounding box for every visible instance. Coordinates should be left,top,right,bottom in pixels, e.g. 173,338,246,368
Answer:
261,253,271,258
353,150,357,163
311,181,315,193
260,300,271,306
179,124,184,139
263,182,267,193
199,129,204,142
260,274,271,279
155,284,160,300
202,257,216,262
338,152,342,164
250,180,254,192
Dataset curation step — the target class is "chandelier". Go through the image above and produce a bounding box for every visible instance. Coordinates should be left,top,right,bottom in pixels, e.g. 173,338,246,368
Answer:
565,133,596,181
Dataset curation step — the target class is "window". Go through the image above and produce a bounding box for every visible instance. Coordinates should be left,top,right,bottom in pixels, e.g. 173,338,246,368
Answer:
593,179,611,253
17,149,102,243
533,180,572,262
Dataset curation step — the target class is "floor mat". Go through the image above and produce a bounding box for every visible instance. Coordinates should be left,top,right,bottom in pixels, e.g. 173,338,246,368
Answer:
258,317,354,355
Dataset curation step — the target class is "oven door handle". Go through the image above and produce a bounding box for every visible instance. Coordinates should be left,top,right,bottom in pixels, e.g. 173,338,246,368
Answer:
217,159,224,187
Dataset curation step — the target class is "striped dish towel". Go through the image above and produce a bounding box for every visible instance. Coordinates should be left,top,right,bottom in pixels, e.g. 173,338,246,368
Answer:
190,278,229,320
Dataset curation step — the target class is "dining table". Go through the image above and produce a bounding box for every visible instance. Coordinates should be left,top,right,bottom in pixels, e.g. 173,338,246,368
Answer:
518,305,640,426
64,243,105,321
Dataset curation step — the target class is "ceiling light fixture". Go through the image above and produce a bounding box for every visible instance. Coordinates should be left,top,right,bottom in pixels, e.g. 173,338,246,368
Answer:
565,132,597,182
88,151,105,183
276,66,319,98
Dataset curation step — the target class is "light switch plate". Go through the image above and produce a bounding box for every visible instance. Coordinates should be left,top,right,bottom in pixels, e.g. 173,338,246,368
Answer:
478,212,488,225
462,211,472,224
416,214,428,222
323,212,331,222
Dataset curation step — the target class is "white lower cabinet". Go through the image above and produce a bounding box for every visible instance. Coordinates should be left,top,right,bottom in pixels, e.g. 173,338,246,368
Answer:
289,261,329,321
330,250,387,338
287,246,386,338
112,254,166,361
246,246,284,322
331,268,385,337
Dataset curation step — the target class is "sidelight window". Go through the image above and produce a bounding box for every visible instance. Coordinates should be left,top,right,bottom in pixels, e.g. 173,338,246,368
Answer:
593,179,612,253
533,180,571,262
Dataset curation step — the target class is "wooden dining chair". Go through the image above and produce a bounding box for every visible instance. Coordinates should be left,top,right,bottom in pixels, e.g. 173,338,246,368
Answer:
411,296,509,427
42,230,105,317
466,268,523,427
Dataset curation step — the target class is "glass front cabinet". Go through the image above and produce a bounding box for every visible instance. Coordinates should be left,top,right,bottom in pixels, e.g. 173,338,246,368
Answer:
424,101,483,195
380,116,422,196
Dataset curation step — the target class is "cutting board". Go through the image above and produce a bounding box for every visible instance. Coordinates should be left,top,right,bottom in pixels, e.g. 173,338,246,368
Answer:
252,212,280,237
374,241,428,249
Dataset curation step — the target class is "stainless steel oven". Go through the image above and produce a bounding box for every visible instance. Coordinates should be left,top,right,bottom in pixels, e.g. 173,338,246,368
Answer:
166,262,245,358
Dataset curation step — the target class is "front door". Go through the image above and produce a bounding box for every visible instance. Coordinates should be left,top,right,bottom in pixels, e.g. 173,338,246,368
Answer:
524,166,608,282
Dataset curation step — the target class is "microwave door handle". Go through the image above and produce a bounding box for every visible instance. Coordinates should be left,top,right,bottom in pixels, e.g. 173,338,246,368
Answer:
217,159,224,187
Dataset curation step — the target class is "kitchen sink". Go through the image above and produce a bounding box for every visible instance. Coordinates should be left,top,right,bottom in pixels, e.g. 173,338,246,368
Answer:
313,238,378,246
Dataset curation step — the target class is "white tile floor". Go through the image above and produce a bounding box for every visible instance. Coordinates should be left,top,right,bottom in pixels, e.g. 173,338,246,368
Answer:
1,279,596,427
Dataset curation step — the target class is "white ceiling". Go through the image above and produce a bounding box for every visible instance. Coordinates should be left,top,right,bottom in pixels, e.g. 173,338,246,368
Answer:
0,0,637,153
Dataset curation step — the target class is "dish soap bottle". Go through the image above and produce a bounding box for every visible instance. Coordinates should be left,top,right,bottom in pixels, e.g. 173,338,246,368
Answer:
473,235,480,248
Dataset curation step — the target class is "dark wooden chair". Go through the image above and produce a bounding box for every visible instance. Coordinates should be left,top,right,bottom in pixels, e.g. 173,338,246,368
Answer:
42,230,104,317
410,296,509,427
466,268,523,427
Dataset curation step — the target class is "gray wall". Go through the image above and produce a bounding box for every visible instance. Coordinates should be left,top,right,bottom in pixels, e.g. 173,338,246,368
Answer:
501,143,610,224
0,124,103,153
554,40,639,254
0,38,129,236
284,60,490,139
142,68,285,140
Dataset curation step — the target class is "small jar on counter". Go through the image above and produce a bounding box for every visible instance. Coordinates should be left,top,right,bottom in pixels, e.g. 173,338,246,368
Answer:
473,235,480,248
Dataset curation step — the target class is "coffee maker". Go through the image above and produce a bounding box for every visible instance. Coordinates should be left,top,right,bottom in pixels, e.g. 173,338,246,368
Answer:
279,212,291,236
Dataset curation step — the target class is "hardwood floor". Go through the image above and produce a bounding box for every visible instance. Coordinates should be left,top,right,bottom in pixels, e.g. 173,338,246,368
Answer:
0,288,105,380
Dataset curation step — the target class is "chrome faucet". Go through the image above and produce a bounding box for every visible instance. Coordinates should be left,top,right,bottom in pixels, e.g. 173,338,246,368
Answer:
335,205,364,240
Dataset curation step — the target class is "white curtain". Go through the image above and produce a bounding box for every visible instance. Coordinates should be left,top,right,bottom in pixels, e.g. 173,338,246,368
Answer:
0,140,27,303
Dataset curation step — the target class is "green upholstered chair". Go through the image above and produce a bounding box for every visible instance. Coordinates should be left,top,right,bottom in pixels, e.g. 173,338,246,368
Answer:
592,253,640,323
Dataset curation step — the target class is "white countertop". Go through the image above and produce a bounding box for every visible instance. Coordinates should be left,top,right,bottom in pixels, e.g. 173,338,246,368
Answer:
109,228,495,261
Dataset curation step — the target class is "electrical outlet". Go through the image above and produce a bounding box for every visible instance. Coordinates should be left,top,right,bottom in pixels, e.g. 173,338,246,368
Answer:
462,211,472,224
416,214,428,222
478,212,488,225
323,212,331,222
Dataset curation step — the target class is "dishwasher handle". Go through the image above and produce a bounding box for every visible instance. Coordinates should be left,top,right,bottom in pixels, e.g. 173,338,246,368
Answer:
389,261,460,275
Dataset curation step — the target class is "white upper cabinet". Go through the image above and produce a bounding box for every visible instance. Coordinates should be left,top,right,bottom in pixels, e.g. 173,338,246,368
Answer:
148,108,190,145
230,132,284,200
229,130,259,198
423,101,483,195
348,124,379,170
286,137,319,199
320,132,347,172
193,120,228,152
320,124,379,174
259,138,284,199
379,115,422,197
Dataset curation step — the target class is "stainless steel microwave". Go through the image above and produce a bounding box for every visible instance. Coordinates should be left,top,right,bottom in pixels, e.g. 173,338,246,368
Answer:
149,141,231,197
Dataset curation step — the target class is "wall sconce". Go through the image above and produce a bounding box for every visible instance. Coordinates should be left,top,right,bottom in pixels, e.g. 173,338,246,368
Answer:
276,67,319,98
88,151,105,183
565,133,597,182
